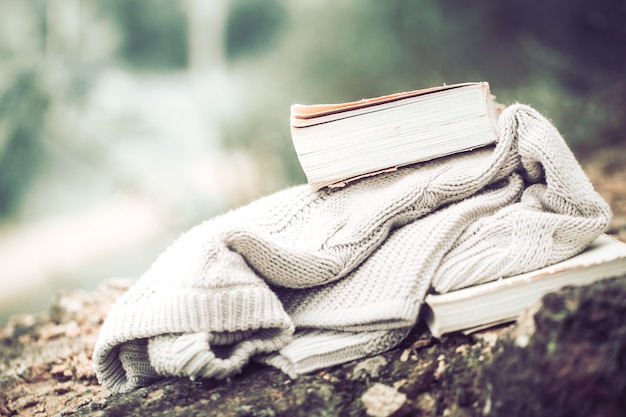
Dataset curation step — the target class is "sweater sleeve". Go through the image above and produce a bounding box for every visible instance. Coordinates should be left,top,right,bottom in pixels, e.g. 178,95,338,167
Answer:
432,104,611,292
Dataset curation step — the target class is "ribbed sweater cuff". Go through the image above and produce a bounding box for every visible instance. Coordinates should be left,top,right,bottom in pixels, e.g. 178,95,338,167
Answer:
94,286,294,393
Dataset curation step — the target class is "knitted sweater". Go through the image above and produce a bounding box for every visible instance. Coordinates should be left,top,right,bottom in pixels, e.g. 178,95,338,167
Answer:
93,104,610,393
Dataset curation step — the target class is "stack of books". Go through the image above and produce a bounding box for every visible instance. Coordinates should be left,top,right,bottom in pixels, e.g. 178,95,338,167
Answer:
289,81,626,337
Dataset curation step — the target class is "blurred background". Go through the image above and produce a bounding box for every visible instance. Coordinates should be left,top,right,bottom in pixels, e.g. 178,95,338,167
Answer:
1,0,625,323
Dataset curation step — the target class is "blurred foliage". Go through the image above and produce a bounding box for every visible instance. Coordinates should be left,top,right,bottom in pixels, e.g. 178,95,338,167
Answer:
483,0,626,146
100,0,188,69
0,70,49,216
225,0,287,60
0,0,48,217
483,0,626,88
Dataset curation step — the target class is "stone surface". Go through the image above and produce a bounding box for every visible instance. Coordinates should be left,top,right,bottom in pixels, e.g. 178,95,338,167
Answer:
361,383,407,417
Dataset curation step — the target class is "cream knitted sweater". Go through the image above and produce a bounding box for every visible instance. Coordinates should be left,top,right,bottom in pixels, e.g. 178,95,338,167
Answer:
93,104,610,393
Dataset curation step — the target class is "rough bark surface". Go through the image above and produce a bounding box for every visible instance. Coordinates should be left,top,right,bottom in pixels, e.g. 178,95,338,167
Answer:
487,277,626,417
1,145,625,417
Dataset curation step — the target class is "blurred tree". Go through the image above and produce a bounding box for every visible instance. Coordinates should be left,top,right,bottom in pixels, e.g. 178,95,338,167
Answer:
0,70,49,216
184,0,228,73
0,1,49,218
101,0,188,69
225,0,287,61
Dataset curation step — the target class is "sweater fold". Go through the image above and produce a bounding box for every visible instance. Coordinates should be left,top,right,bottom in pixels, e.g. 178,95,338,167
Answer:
93,104,611,393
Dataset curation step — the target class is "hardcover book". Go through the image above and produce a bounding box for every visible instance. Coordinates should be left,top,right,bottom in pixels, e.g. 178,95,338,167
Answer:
290,82,502,191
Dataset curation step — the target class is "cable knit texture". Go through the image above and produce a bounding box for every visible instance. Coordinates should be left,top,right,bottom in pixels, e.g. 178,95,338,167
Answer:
93,104,611,393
